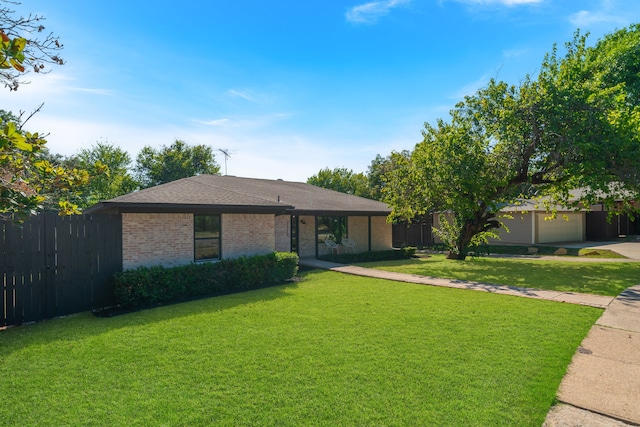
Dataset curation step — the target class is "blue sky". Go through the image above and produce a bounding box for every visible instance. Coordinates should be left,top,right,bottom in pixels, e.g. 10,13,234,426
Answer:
2,0,640,182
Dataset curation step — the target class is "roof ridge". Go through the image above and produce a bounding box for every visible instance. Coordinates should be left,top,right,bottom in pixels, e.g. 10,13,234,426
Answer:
187,176,294,207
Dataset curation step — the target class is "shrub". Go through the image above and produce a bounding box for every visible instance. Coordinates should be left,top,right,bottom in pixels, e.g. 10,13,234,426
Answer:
319,247,416,264
113,252,299,308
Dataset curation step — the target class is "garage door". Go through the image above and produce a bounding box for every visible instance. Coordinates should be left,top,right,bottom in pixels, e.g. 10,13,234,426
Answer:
537,212,584,243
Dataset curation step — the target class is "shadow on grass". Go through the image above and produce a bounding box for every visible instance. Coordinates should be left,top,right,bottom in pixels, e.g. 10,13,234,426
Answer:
359,256,639,296
1,281,301,356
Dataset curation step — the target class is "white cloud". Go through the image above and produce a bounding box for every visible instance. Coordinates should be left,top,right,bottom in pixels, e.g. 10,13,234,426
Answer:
0,72,111,99
194,113,291,129
226,88,272,104
569,9,625,28
502,48,530,58
569,0,640,29
449,73,492,100
197,118,233,127
345,0,412,24
227,89,256,101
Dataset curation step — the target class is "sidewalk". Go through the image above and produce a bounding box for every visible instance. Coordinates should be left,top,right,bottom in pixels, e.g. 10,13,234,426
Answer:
299,258,640,426
546,285,640,426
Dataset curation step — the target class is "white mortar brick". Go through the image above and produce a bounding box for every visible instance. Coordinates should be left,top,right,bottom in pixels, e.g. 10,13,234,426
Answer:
298,215,317,257
222,213,276,258
122,213,193,269
348,217,369,253
370,216,392,251
275,215,291,252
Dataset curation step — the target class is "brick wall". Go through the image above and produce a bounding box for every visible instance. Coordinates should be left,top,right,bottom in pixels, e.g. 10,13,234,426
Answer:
275,215,291,252
347,216,369,253
222,213,276,258
122,213,193,269
298,215,317,257
370,216,392,251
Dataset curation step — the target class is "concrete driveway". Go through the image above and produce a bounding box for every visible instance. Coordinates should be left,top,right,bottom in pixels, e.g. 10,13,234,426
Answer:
560,240,640,260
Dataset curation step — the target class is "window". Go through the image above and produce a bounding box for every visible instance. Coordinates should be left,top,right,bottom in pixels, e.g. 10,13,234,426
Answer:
194,215,221,261
316,216,347,244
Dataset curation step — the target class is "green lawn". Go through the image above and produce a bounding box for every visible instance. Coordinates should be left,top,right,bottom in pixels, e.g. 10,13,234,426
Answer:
357,254,640,296
1,271,601,426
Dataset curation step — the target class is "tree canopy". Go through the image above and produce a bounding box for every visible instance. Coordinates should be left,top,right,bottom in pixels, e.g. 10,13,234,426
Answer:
134,140,220,188
0,3,89,221
384,25,640,259
307,167,372,198
74,142,138,207
367,151,410,202
0,109,89,220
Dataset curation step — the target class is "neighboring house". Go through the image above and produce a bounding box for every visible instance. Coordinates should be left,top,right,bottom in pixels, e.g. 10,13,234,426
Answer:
431,205,586,246
432,190,639,246
85,175,392,269
491,201,586,245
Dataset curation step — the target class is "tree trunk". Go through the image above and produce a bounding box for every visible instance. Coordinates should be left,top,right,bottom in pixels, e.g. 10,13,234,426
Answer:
446,251,467,260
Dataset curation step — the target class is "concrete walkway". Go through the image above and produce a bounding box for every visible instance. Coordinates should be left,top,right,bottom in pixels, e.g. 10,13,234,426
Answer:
545,285,640,426
299,256,640,426
299,258,614,308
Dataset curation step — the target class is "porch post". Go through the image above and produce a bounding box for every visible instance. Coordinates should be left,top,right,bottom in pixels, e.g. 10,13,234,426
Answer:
368,216,372,252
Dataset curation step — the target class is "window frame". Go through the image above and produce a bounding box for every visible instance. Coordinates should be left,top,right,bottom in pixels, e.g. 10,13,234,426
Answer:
194,214,221,262
316,216,347,244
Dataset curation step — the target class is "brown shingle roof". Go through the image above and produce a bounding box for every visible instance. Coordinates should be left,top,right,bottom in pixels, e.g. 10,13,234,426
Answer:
85,175,391,216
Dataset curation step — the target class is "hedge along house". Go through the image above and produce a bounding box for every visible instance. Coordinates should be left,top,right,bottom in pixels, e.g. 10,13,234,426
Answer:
85,175,392,269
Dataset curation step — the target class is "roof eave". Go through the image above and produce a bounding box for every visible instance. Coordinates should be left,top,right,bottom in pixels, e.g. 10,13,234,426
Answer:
84,202,294,215
290,209,391,216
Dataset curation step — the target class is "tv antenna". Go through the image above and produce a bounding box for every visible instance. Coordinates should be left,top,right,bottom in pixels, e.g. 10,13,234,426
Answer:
218,148,232,175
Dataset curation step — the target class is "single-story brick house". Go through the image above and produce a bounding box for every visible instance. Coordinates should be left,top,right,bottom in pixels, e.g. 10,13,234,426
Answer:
85,175,392,269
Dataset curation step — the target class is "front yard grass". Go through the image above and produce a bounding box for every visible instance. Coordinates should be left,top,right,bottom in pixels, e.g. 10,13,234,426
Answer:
1,271,601,426
357,254,640,296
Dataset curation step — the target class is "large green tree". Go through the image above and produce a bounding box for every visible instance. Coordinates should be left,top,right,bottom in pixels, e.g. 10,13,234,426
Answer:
75,142,138,207
134,140,220,188
307,167,372,198
367,151,410,201
385,25,640,260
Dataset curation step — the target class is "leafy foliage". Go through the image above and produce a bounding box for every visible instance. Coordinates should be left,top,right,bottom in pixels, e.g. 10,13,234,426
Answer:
113,252,299,308
0,1,64,91
134,139,220,188
0,110,90,220
74,142,138,207
0,5,91,220
384,26,640,259
307,156,412,202
307,167,372,198
366,151,410,201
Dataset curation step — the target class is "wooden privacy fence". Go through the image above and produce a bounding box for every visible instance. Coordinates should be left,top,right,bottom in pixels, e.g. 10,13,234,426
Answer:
392,218,433,248
1,212,122,327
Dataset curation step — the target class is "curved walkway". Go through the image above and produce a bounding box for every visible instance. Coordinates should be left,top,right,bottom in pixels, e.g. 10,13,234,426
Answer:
299,258,614,307
299,256,640,426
